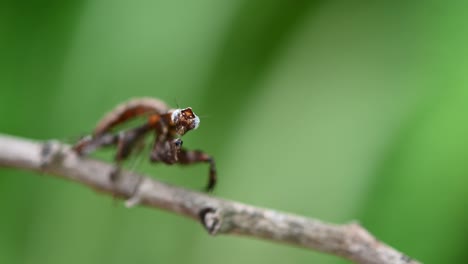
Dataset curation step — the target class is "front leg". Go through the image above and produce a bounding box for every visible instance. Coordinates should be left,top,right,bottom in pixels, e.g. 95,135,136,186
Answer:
177,149,217,192
149,138,183,164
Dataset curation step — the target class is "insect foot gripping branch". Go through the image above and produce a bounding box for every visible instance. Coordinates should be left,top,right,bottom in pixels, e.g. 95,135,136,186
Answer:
72,97,217,192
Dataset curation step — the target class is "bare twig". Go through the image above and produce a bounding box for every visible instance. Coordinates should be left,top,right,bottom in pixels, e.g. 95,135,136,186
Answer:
0,134,420,264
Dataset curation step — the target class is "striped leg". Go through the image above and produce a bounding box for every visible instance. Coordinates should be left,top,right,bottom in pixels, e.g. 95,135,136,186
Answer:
177,149,217,192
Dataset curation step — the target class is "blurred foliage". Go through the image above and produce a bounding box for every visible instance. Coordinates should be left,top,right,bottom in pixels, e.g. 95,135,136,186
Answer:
1,1,468,263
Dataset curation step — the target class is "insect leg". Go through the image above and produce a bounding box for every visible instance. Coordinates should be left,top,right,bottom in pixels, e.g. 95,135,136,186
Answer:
73,133,119,156
176,149,217,192
110,124,153,181
149,138,183,164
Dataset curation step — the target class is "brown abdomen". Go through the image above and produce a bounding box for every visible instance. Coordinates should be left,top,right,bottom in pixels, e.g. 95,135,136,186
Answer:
93,97,170,136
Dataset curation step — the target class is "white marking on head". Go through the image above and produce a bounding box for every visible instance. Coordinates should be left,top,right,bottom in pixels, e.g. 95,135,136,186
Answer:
171,109,181,123
193,114,200,130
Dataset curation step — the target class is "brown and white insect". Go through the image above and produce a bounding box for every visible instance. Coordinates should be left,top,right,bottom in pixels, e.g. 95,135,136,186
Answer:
73,97,216,191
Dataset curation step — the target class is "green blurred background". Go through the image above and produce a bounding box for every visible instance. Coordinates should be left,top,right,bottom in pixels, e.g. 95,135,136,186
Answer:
1,1,467,263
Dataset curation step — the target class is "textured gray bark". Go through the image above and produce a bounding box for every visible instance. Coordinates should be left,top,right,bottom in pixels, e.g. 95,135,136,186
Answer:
0,134,420,264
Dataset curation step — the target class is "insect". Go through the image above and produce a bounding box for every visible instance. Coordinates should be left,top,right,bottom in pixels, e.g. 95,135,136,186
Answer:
72,97,217,192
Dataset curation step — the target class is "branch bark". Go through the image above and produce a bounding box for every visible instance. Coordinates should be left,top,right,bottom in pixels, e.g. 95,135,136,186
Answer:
0,134,420,264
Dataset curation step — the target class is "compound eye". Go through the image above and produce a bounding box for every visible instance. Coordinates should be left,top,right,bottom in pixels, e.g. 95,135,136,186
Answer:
182,108,195,119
